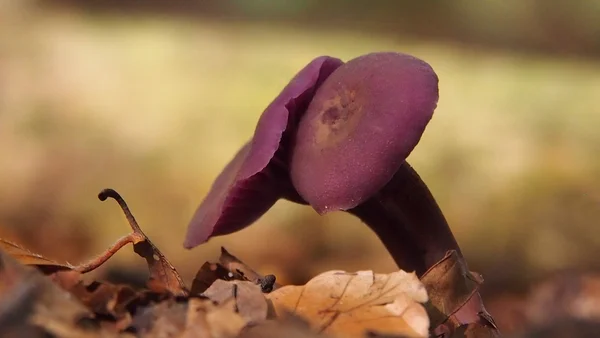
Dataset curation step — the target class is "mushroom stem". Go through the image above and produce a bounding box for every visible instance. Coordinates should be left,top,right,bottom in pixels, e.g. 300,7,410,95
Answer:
350,161,462,276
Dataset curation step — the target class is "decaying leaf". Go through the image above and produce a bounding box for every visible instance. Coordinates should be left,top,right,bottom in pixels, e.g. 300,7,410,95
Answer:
191,248,278,296
1,189,188,299
190,262,246,295
97,189,188,297
0,238,72,274
219,247,280,293
420,251,499,337
67,280,174,331
0,248,120,338
203,280,268,323
267,269,430,338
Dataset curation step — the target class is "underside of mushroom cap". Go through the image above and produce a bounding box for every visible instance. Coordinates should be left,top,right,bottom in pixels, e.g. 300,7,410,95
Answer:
290,52,439,214
183,56,344,249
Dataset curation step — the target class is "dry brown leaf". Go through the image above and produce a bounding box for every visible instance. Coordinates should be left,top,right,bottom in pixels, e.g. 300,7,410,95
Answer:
69,281,139,329
219,247,280,292
267,269,430,338
0,248,122,338
421,251,499,338
191,262,246,295
203,280,268,323
2,189,188,299
421,251,480,327
0,238,72,274
97,189,188,297
132,238,187,296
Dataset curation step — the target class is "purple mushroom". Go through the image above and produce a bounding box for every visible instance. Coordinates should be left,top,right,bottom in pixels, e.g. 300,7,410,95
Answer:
184,52,457,276
184,52,497,334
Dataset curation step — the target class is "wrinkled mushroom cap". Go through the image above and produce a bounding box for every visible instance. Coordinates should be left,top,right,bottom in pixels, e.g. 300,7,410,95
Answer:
290,52,439,213
183,56,343,249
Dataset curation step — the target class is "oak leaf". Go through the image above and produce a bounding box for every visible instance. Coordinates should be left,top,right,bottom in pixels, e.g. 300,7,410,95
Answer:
267,269,430,337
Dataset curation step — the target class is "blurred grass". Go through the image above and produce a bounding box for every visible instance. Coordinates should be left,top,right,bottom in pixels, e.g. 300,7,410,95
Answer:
1,3,600,289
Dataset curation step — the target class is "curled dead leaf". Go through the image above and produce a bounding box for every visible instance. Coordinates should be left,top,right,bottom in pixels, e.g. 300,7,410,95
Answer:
96,189,188,297
219,247,280,292
191,262,246,295
267,269,430,338
421,251,499,337
191,248,279,296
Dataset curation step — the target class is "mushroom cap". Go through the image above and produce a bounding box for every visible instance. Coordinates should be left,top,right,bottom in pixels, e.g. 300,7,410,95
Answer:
183,56,343,249
290,52,439,214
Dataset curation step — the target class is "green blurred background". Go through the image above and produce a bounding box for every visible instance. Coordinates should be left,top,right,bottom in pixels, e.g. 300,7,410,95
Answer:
1,0,600,333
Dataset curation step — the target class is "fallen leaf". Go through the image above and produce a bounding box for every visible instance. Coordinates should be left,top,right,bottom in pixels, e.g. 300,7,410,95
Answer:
267,269,430,338
421,251,499,337
97,189,188,297
132,238,187,296
219,247,280,292
0,238,72,274
190,262,246,295
203,280,268,323
1,189,189,300
0,248,120,338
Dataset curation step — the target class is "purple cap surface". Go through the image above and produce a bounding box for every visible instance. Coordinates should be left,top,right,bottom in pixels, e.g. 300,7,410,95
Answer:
290,52,439,214
183,56,343,248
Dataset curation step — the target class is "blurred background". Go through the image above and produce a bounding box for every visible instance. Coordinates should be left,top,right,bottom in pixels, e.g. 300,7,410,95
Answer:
1,0,600,335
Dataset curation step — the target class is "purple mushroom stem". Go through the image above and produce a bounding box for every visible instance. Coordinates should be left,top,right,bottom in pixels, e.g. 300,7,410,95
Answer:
350,161,462,276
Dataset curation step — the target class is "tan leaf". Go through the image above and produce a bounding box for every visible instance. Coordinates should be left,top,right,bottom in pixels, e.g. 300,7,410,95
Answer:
203,280,268,323
267,269,430,338
0,238,72,274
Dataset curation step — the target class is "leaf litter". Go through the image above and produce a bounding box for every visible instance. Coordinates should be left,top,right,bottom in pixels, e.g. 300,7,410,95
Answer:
0,189,502,337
